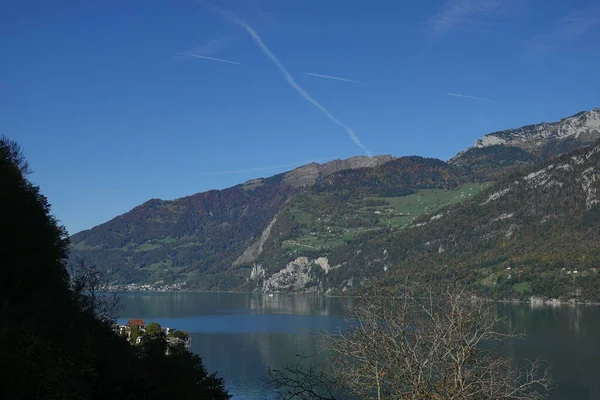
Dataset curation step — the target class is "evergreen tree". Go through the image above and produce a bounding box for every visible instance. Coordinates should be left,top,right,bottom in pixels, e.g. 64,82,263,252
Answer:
0,136,230,399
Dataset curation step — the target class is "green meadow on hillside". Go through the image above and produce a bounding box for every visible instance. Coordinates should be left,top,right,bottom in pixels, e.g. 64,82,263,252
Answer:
281,182,493,252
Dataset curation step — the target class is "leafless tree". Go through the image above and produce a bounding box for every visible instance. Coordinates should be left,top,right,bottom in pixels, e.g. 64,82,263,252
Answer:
268,284,551,400
267,354,349,400
1,135,32,175
70,260,121,324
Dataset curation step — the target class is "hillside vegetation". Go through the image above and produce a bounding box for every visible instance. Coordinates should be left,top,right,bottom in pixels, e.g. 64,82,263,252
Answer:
321,143,600,301
247,157,492,286
70,156,393,290
71,174,297,288
69,108,600,300
0,137,230,399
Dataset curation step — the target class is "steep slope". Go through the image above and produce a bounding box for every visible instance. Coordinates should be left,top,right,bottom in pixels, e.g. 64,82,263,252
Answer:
71,176,295,288
71,108,600,296
69,156,393,288
256,156,473,262
473,109,600,149
240,156,492,292
450,108,600,179
0,137,231,400
267,141,600,300
449,145,539,180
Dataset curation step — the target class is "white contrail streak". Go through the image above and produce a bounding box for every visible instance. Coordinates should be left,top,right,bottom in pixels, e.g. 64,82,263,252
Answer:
176,52,243,65
231,18,371,155
303,72,364,84
445,92,497,104
185,35,238,56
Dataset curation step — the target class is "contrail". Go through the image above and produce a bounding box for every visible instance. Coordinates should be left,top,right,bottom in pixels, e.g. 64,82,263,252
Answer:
303,72,364,84
176,52,243,65
445,92,497,104
226,16,371,155
185,35,238,56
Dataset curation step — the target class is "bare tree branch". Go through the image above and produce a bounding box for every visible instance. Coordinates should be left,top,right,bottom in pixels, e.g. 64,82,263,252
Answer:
269,283,551,400
69,260,121,324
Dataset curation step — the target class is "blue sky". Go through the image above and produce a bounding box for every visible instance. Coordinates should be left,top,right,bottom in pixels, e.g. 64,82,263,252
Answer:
1,0,599,234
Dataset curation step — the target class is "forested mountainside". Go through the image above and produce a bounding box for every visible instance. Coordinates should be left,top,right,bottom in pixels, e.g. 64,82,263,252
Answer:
71,176,296,287
251,142,600,301
238,157,483,288
69,155,392,288
70,108,600,299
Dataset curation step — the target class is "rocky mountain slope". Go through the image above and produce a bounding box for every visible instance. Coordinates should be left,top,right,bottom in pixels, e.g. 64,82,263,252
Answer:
450,109,600,179
238,157,482,288
250,141,600,301
473,109,600,149
70,108,600,298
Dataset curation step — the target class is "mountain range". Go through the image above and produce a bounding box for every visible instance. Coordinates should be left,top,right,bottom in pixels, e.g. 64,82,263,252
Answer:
70,108,600,300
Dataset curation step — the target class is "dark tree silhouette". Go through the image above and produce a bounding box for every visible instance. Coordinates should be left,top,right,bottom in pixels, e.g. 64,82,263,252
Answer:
0,137,231,399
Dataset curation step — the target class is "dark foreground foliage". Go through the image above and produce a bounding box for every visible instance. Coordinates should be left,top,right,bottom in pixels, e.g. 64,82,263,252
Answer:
0,137,230,400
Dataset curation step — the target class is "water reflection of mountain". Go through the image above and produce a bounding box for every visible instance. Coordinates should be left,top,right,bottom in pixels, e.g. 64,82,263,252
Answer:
119,292,350,319
119,293,600,400
248,293,350,316
498,304,600,400
119,293,347,399
193,331,317,399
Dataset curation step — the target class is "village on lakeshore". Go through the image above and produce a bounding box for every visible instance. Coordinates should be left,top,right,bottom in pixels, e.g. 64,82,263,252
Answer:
113,319,191,352
103,282,187,292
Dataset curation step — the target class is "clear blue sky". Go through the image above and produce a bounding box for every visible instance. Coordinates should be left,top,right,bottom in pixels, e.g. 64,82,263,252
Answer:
1,0,599,234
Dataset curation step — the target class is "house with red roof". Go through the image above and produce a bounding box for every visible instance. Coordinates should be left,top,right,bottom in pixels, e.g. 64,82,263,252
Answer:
127,319,146,327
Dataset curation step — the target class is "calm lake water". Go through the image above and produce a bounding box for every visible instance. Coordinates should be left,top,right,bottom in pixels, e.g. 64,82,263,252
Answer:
118,292,600,400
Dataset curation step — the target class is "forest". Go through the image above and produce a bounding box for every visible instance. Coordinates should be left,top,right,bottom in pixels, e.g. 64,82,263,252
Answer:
0,137,230,399
67,118,600,300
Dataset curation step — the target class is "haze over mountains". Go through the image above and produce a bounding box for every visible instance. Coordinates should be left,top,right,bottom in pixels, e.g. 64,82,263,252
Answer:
70,108,600,300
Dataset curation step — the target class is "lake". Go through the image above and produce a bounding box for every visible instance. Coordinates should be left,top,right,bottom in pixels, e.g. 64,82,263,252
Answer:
117,292,600,399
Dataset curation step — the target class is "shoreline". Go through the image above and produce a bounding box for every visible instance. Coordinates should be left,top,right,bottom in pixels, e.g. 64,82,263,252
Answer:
106,288,600,306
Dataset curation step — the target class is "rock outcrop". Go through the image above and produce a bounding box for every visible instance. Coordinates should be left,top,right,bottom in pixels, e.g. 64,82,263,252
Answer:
473,108,600,149
259,256,334,293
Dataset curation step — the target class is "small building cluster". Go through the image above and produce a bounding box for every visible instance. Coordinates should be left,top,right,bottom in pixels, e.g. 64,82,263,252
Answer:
113,319,191,352
102,282,186,292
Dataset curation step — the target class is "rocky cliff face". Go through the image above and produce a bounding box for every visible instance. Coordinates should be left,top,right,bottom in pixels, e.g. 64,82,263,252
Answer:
473,109,600,149
476,143,600,215
450,109,600,180
251,256,337,293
